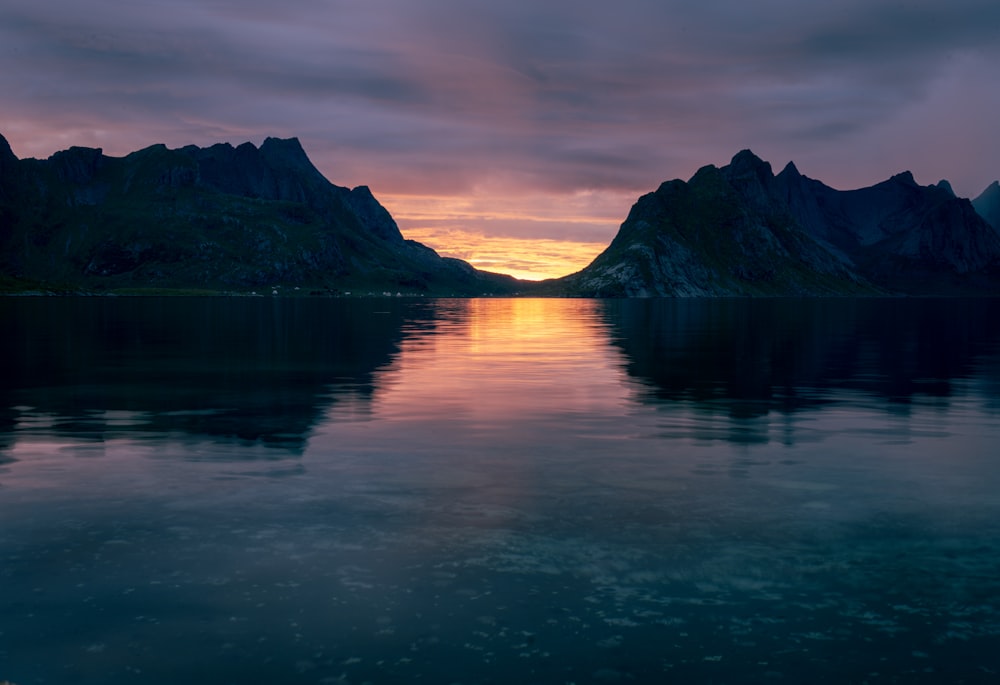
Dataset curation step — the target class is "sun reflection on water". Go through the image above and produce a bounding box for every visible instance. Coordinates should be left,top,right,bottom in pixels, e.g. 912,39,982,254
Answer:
367,298,633,427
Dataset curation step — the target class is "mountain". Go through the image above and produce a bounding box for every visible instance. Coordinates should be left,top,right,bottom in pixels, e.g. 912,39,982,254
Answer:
5,135,998,298
0,132,519,294
974,181,1000,233
557,151,1000,297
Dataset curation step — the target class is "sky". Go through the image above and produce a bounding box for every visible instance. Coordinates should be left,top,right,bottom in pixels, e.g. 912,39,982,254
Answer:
2,0,999,280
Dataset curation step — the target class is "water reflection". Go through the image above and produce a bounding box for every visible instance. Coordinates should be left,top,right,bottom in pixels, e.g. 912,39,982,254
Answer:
0,297,417,456
4,297,1000,459
363,298,620,427
601,298,1000,420
3,297,1000,684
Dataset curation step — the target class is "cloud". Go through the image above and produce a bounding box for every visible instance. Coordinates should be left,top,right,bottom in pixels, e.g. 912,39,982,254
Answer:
1,0,999,275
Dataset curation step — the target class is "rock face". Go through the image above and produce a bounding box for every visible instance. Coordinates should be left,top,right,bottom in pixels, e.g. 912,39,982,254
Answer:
974,181,1000,233
559,151,1000,296
0,134,17,218
0,133,517,294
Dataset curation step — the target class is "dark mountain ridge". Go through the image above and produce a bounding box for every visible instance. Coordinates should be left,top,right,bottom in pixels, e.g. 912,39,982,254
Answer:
4,133,999,297
557,151,1000,296
0,132,518,294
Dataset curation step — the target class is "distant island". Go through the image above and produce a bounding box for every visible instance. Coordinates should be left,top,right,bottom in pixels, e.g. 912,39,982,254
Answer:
2,132,999,296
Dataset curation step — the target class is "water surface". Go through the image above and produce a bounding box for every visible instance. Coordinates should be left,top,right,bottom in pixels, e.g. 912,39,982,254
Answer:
2,297,1000,684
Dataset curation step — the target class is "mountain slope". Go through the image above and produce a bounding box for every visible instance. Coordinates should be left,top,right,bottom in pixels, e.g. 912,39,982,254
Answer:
557,152,876,297
973,181,1000,233
774,164,1000,293
0,133,518,294
558,151,1000,297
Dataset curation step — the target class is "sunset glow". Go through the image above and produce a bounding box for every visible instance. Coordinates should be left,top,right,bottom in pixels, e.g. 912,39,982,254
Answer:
380,191,627,280
2,0,999,273
366,298,628,426
402,227,606,281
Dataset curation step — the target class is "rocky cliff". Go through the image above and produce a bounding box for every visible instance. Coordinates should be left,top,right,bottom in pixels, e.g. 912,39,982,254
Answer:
974,181,1000,233
0,132,518,294
558,151,1000,297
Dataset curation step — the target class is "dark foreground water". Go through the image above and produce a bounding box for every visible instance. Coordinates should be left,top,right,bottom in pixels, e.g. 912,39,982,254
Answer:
2,297,1000,684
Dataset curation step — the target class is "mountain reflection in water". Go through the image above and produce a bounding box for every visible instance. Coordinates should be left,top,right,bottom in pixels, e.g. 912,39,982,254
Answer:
601,298,1000,444
4,297,1000,455
2,297,1000,684
0,297,417,455
605,298,1000,411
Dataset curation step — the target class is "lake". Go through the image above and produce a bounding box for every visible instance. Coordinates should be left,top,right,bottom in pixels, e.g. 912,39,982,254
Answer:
2,297,1000,684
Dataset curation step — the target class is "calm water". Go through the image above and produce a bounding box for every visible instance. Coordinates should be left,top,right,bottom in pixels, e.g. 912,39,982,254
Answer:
2,297,1000,684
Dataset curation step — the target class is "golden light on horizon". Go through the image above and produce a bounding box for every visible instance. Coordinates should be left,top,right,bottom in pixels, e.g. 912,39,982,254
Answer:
379,190,630,281
403,227,606,281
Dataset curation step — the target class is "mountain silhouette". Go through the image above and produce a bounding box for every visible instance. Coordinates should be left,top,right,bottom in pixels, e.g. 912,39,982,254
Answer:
4,136,999,296
557,151,1000,296
0,132,518,295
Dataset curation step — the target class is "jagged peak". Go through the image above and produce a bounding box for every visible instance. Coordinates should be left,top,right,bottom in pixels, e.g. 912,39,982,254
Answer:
50,145,103,160
656,177,689,194
175,137,308,165
780,160,801,177
0,131,15,162
48,145,105,170
134,143,169,155
725,149,774,181
731,148,763,163
689,164,720,183
890,170,917,186
45,145,107,185
260,136,309,163
259,136,322,177
262,136,304,151
935,179,956,197
123,143,180,164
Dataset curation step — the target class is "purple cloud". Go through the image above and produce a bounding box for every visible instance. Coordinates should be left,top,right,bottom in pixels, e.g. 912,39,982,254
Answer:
2,0,998,254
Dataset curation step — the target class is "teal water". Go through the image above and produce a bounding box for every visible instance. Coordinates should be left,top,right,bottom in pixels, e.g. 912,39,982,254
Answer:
2,297,999,684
